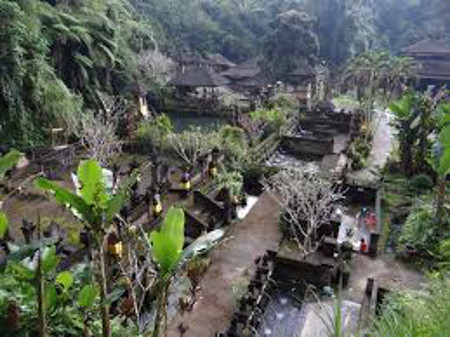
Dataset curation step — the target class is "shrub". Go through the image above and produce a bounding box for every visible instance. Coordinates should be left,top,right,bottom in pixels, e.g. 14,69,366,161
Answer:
136,114,173,151
396,201,450,262
250,108,286,130
269,93,298,111
372,278,450,337
219,125,248,169
215,170,244,197
349,137,371,170
410,174,434,192
398,203,437,254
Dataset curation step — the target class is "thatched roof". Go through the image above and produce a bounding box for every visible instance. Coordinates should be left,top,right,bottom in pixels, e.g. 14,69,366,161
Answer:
416,59,450,79
236,72,270,88
168,67,230,87
172,54,207,65
221,57,263,80
288,64,316,77
205,54,236,67
403,39,450,56
125,82,147,95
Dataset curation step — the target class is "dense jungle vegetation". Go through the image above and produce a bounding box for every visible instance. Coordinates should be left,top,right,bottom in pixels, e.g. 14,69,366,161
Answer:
1,0,449,147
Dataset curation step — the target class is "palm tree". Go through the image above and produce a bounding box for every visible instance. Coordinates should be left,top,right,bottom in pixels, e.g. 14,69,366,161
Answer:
39,4,117,92
389,92,417,176
383,55,417,102
342,51,389,131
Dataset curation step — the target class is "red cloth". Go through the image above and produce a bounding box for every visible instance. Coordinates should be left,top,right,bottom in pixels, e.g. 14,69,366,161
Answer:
360,241,368,252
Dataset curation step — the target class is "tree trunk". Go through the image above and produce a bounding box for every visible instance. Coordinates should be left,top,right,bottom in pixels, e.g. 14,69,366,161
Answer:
401,140,413,177
152,286,164,337
83,314,91,337
99,243,111,337
152,280,169,337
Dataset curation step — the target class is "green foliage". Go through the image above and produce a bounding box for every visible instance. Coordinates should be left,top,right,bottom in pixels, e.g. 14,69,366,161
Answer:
390,91,437,176
0,149,22,181
399,203,435,253
409,174,434,192
372,278,450,337
263,10,319,76
35,176,95,226
307,0,376,67
136,114,174,151
0,212,8,240
150,207,185,276
215,170,244,197
0,265,37,335
0,0,153,147
0,258,106,337
269,93,298,111
41,245,60,274
35,159,137,232
431,102,450,178
349,137,371,170
250,108,286,130
77,159,108,209
149,207,224,336
219,125,248,169
55,271,74,291
343,52,416,113
375,0,448,52
397,200,450,258
77,284,100,308
168,126,220,167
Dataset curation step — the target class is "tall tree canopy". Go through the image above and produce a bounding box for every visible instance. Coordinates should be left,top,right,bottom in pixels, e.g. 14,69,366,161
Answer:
0,0,153,147
263,10,319,76
2,0,449,146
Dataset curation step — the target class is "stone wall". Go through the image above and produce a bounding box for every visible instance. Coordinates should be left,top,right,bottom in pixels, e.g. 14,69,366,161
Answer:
300,118,350,134
281,135,334,156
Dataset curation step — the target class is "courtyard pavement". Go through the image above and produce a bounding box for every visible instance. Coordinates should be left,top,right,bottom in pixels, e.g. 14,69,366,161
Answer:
166,192,281,337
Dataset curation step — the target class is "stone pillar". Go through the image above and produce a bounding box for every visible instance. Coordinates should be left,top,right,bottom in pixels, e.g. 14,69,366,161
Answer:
368,233,380,257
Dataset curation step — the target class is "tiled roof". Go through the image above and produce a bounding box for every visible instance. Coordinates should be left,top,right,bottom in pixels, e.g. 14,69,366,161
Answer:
403,39,450,56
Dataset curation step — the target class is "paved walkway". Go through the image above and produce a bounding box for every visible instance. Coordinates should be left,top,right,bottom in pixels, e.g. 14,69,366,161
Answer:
167,192,281,337
346,254,424,304
347,110,392,187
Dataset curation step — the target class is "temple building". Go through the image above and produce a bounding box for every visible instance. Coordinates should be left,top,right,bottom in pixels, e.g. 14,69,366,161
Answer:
167,67,231,113
403,39,450,88
221,57,269,96
172,53,235,74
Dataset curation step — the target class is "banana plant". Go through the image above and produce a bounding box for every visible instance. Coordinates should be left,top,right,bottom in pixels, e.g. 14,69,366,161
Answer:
149,207,224,337
0,149,23,241
35,159,137,337
430,103,450,224
0,149,22,182
35,159,137,232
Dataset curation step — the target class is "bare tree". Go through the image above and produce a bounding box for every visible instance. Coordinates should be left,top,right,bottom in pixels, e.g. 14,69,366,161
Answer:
118,224,158,333
264,167,345,257
79,93,125,166
138,49,175,86
168,127,219,168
